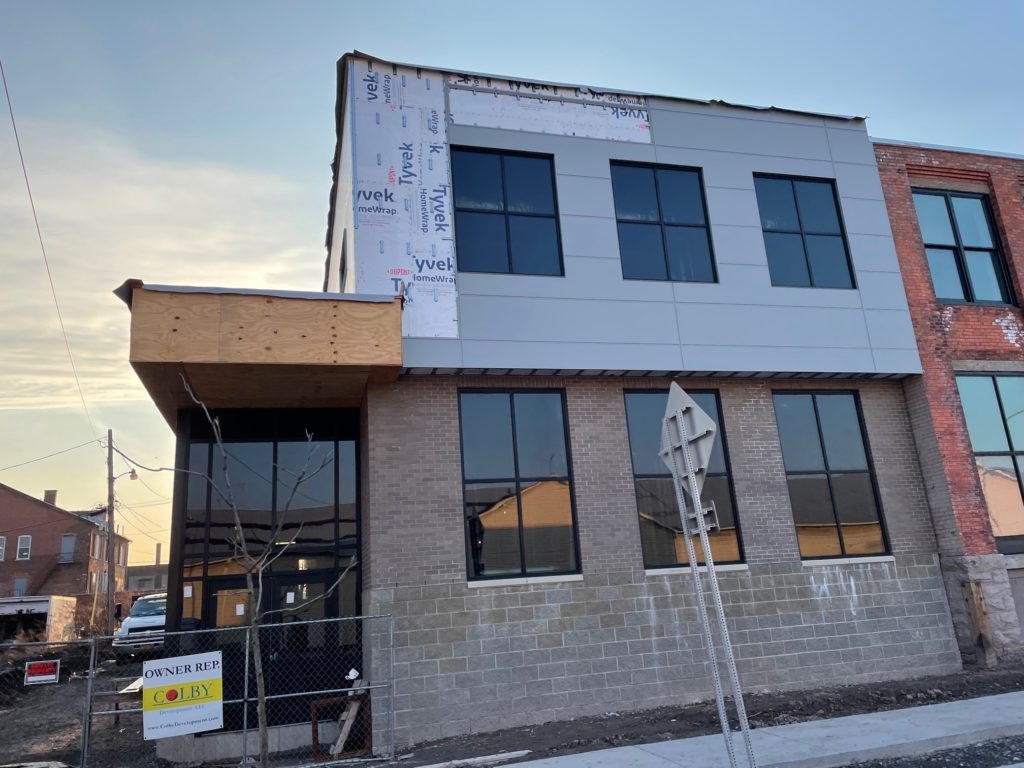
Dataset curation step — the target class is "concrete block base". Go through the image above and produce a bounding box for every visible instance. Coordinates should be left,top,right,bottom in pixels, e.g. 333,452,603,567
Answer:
940,553,1024,666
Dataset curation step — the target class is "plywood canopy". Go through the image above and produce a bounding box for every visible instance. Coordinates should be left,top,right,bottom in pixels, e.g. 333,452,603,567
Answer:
117,281,402,425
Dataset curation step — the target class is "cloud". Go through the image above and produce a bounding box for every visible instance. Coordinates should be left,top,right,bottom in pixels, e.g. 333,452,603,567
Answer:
0,120,326,409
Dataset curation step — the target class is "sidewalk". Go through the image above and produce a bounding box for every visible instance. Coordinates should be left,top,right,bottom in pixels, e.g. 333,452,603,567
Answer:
504,691,1024,768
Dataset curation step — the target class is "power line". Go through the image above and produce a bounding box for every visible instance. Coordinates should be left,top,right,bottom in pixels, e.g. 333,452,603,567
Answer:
114,443,170,500
0,439,100,472
114,498,165,532
114,495,168,534
0,57,96,438
135,473,170,500
114,497,169,544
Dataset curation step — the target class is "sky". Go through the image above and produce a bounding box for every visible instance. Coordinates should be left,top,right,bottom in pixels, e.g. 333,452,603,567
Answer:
1,0,1022,565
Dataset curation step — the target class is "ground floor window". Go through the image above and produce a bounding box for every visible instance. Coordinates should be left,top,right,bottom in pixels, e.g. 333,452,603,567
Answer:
459,390,579,580
957,374,1024,554
773,392,887,558
173,409,359,628
624,390,742,567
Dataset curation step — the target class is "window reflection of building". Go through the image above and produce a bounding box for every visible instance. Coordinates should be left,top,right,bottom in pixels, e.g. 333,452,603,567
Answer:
976,460,1024,539
173,410,359,629
773,392,887,559
956,375,1024,554
466,480,574,577
459,391,579,580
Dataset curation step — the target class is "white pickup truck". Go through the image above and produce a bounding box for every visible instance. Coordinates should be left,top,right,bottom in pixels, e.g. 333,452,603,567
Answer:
112,593,167,662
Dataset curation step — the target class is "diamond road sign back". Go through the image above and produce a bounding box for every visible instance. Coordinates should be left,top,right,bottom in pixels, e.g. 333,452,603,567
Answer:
660,382,717,500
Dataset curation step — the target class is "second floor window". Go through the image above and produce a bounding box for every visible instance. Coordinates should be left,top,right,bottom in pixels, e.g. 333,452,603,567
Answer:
459,391,579,580
610,163,716,282
913,190,1011,305
451,148,563,276
60,534,76,563
754,175,854,289
0,536,5,561
773,392,886,558
16,535,31,560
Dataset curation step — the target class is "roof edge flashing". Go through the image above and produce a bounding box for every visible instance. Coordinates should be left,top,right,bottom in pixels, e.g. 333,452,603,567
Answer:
114,279,401,310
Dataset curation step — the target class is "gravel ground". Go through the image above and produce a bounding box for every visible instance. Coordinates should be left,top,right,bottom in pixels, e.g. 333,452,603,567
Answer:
842,734,1024,767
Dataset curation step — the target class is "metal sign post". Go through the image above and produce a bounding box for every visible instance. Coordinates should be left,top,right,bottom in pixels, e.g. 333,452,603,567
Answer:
661,383,756,768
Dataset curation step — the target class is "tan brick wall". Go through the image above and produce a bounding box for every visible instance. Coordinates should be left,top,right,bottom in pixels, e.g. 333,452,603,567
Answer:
362,375,959,746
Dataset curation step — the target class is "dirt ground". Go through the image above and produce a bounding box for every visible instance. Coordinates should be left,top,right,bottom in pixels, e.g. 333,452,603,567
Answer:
0,651,170,768
395,664,1024,766
3,659,1024,767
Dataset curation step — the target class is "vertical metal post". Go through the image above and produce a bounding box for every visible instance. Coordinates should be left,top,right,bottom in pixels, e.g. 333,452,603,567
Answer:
105,429,116,635
80,637,98,768
684,429,757,768
663,417,738,768
665,404,757,768
388,616,396,760
242,626,251,765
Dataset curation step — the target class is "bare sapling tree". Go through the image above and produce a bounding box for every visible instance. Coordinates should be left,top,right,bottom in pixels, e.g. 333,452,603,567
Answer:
182,377,358,767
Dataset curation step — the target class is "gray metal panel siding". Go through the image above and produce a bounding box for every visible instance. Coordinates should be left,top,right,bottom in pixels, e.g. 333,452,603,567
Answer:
403,107,919,375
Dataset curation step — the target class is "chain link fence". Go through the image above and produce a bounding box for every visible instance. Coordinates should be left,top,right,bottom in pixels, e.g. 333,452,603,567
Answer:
0,638,93,765
0,615,392,768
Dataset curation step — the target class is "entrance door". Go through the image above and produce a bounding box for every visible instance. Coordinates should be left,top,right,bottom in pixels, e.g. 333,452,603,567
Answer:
204,571,359,728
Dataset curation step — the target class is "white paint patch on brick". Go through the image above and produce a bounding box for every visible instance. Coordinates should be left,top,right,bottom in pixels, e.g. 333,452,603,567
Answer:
994,313,1024,349
939,307,955,334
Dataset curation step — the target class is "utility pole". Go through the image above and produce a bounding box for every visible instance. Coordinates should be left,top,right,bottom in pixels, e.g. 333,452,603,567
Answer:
106,428,116,635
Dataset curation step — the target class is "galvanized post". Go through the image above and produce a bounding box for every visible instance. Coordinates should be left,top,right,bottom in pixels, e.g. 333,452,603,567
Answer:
80,637,98,768
663,387,757,768
242,626,250,766
663,416,738,768
388,616,396,759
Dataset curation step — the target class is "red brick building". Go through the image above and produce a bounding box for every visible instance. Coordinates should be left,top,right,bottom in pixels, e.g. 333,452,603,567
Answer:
0,482,129,602
875,140,1024,663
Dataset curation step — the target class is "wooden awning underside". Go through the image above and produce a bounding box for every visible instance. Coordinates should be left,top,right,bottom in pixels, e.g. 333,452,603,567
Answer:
118,282,403,425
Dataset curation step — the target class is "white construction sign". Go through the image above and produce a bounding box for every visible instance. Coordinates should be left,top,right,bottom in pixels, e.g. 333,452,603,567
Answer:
350,58,458,338
142,651,224,740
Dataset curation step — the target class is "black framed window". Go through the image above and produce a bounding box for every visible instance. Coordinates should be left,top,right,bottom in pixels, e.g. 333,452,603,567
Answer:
176,409,360,626
451,148,563,276
913,190,1011,305
610,162,716,282
624,391,741,567
459,391,579,579
754,175,854,289
956,374,1024,553
773,392,887,558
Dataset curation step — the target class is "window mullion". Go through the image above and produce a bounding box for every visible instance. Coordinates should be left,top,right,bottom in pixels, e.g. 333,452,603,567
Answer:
650,168,672,279
507,393,527,577
203,437,213,583
789,180,815,287
944,193,975,302
990,376,1018,460
499,156,513,273
810,394,847,556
